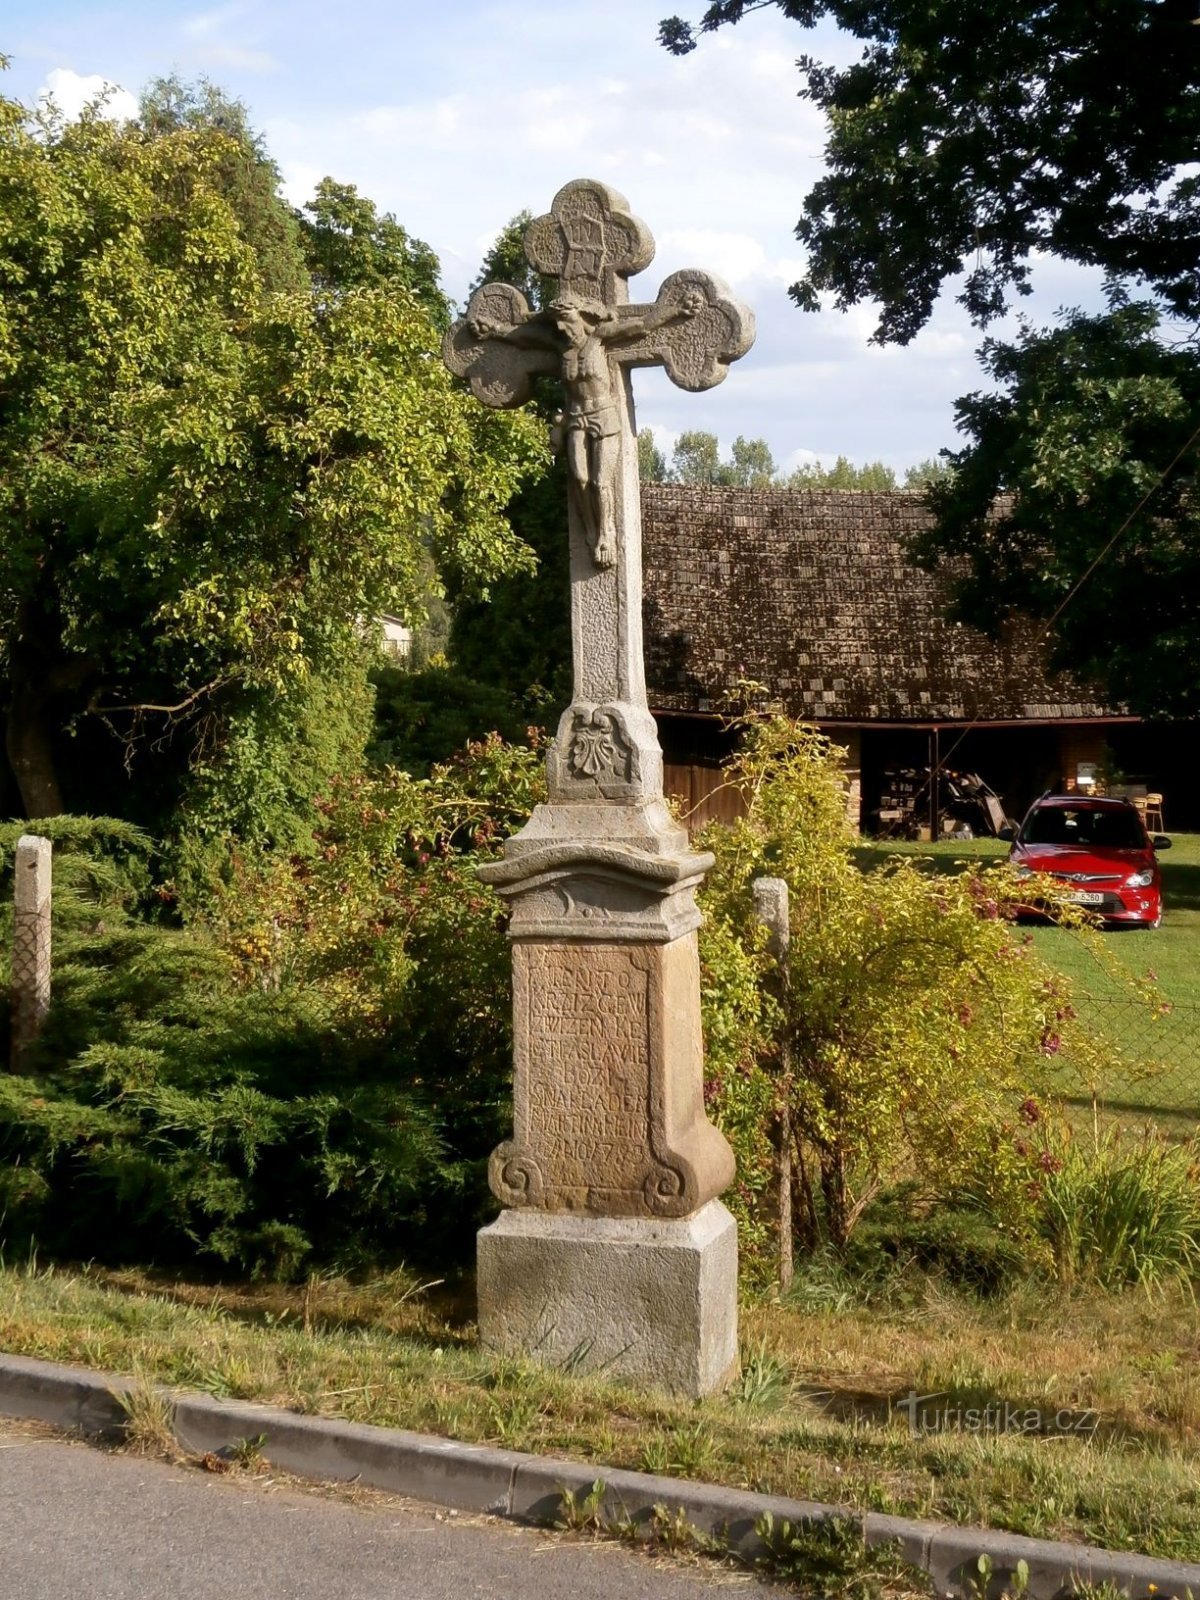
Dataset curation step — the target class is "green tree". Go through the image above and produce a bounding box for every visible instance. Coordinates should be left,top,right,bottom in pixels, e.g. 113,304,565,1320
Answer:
911,302,1200,719
638,427,669,482
368,664,526,776
728,434,779,487
660,0,1198,343
466,208,558,314
300,177,445,318
449,214,571,711
0,75,544,826
138,75,307,297
671,428,725,484
902,457,953,491
659,3,1200,712
787,455,898,489
670,429,780,486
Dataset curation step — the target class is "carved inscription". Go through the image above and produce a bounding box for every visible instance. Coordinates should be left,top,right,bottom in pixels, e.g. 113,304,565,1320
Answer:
523,945,651,1203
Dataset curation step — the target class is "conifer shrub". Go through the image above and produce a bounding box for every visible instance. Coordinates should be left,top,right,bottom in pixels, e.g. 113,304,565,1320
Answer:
0,738,543,1275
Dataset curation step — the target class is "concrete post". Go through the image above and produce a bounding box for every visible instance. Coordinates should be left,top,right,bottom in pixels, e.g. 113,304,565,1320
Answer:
11,834,52,1069
752,876,793,1290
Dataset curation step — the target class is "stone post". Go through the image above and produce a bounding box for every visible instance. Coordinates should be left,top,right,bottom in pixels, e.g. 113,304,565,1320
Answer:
753,877,793,1290
445,181,754,1395
11,834,51,1068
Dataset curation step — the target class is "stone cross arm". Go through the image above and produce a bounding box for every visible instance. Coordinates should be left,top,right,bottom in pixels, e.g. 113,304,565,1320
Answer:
605,269,754,392
442,179,755,410
443,270,754,409
442,281,557,410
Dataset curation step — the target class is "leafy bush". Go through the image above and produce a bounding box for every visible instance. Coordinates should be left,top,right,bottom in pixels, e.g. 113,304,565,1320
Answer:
169,648,376,904
367,663,529,776
2,723,1169,1291
695,715,1143,1275
846,1193,1030,1296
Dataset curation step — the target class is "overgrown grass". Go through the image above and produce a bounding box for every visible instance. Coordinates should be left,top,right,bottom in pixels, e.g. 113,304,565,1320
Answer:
1038,1127,1200,1289
4,1261,1200,1561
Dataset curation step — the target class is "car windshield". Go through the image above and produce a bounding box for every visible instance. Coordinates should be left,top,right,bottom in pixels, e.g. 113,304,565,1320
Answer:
1021,806,1146,850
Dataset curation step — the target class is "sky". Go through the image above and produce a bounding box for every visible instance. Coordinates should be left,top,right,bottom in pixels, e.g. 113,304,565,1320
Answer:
3,0,1107,476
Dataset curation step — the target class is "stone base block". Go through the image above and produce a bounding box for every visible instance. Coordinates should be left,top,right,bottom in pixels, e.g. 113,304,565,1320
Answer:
476,1200,737,1398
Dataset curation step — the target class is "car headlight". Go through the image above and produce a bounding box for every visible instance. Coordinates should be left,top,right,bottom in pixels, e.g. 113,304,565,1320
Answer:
1125,869,1154,888
1013,866,1032,879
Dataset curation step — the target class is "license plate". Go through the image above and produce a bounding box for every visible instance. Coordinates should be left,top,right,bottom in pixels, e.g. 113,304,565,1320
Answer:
1068,891,1105,905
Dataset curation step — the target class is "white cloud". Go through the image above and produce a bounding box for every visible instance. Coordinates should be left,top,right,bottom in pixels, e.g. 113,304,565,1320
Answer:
182,5,242,39
39,69,138,123
657,229,766,285
180,4,279,71
13,0,1114,470
277,159,326,209
359,98,467,143
522,113,594,154
643,421,679,455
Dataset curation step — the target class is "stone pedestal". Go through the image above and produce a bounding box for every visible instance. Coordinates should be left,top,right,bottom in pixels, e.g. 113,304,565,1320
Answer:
493,933,730,1217
476,821,738,1396
477,1201,738,1397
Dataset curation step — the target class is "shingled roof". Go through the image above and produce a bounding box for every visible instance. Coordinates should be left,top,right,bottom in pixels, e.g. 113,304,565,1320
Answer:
641,485,1115,724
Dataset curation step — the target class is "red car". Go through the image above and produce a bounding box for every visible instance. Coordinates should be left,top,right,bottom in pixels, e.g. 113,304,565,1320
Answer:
1005,794,1170,929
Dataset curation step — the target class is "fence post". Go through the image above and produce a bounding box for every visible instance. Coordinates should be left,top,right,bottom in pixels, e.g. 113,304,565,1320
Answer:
11,834,52,1069
752,876,792,1291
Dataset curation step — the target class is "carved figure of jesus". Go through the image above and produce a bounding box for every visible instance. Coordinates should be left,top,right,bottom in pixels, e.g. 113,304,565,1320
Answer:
468,288,704,567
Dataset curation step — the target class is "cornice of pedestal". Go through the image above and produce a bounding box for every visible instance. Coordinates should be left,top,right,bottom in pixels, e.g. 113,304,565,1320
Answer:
478,831,713,944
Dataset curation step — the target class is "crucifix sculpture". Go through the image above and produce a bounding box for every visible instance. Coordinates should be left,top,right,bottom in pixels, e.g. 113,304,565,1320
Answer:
443,180,754,1397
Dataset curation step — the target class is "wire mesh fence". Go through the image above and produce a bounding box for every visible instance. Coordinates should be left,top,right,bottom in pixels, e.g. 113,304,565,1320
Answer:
1068,993,1200,1125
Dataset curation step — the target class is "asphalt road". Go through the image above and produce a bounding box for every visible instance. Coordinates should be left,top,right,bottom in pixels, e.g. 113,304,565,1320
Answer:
0,1424,772,1599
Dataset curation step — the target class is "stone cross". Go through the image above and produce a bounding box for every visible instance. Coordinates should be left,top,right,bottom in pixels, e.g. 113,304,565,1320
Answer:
11,834,51,1068
445,179,754,788
444,181,754,1396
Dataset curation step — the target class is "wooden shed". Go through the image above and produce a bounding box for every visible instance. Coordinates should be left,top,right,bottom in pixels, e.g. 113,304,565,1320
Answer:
640,485,1191,833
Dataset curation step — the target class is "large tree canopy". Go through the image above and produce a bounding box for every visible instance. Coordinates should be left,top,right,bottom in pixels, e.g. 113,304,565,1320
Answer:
450,213,572,711
660,3,1200,718
0,72,544,824
661,0,1199,344
913,301,1200,719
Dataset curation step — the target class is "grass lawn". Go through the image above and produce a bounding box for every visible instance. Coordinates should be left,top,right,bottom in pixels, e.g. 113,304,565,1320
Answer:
856,834,1200,1127
4,1261,1200,1564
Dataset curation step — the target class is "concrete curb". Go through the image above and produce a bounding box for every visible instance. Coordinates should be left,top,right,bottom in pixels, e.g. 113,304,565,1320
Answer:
2,1350,1197,1598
